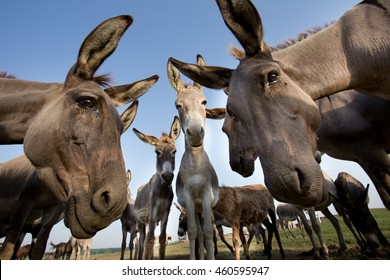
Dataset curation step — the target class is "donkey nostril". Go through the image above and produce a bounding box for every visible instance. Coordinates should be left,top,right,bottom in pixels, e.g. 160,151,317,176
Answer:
101,191,110,206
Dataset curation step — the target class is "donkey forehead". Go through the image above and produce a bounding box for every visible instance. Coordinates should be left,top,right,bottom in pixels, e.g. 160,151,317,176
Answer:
230,59,316,109
155,139,176,152
175,86,206,105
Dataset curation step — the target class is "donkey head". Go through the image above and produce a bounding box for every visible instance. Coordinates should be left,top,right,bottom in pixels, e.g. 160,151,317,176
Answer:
133,116,180,186
23,15,158,238
168,55,211,149
168,0,325,207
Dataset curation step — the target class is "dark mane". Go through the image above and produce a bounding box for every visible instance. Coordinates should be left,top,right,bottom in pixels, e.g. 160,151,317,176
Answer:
270,23,333,51
0,71,16,79
230,23,334,60
93,73,113,88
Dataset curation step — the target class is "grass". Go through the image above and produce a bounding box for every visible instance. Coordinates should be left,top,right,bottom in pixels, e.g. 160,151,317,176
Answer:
91,208,390,260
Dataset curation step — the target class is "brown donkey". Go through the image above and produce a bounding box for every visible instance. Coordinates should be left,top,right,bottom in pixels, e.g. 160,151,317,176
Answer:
0,15,158,240
133,116,180,260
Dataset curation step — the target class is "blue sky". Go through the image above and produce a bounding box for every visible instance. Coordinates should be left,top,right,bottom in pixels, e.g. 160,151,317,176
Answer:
1,0,379,250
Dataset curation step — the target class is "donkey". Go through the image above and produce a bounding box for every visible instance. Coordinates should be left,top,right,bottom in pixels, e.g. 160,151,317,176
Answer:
15,244,31,260
120,170,138,260
334,172,390,251
167,56,223,260
0,15,159,240
0,102,139,260
169,0,390,208
50,241,69,260
212,184,286,260
277,203,305,239
70,237,93,260
133,116,180,260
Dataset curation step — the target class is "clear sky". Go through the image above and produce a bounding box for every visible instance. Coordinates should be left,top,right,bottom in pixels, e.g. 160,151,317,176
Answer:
1,0,379,250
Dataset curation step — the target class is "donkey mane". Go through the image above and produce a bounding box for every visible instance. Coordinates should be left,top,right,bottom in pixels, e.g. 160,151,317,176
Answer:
230,23,333,60
92,73,113,88
160,133,176,145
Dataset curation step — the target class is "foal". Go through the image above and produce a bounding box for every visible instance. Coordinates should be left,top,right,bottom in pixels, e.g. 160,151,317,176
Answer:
133,116,180,260
167,55,221,260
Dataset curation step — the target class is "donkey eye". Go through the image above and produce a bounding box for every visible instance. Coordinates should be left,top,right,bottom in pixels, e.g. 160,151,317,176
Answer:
267,71,279,85
201,100,207,106
155,150,162,156
77,97,96,109
226,106,236,119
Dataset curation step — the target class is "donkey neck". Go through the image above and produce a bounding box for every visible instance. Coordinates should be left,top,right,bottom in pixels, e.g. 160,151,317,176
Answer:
183,141,209,170
0,78,63,144
274,3,390,101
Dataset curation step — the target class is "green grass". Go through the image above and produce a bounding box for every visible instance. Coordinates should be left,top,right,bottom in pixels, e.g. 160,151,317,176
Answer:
91,208,390,260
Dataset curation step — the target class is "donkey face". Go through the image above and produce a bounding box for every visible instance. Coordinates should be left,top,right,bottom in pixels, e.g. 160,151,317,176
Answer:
133,116,180,186
168,56,207,148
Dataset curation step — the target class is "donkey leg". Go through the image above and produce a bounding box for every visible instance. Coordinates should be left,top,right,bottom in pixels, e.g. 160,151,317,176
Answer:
202,200,215,260
307,208,329,259
137,224,146,260
297,208,321,259
144,222,156,260
232,225,241,260
321,208,347,254
159,214,169,260
239,226,250,260
217,226,234,254
120,227,127,260
268,211,287,259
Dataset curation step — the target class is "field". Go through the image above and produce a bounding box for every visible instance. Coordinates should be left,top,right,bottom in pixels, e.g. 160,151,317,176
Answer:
90,208,390,260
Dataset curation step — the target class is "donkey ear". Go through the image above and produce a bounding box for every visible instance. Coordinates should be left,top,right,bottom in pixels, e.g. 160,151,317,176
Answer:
193,54,206,89
169,57,232,89
167,59,184,92
67,15,133,82
126,170,132,185
356,184,370,207
169,116,181,141
120,100,138,134
105,75,159,106
206,108,226,119
216,0,269,57
132,128,159,146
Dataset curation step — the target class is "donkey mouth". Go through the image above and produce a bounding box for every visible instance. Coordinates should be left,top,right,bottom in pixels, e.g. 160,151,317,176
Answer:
230,155,255,177
64,196,96,239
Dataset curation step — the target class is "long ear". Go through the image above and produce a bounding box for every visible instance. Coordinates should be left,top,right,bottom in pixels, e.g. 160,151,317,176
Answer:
216,0,269,57
169,116,181,141
169,57,232,89
356,184,370,207
126,170,132,185
105,75,159,106
132,128,159,146
206,108,226,119
193,54,206,88
66,15,133,83
120,100,138,134
167,59,184,92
